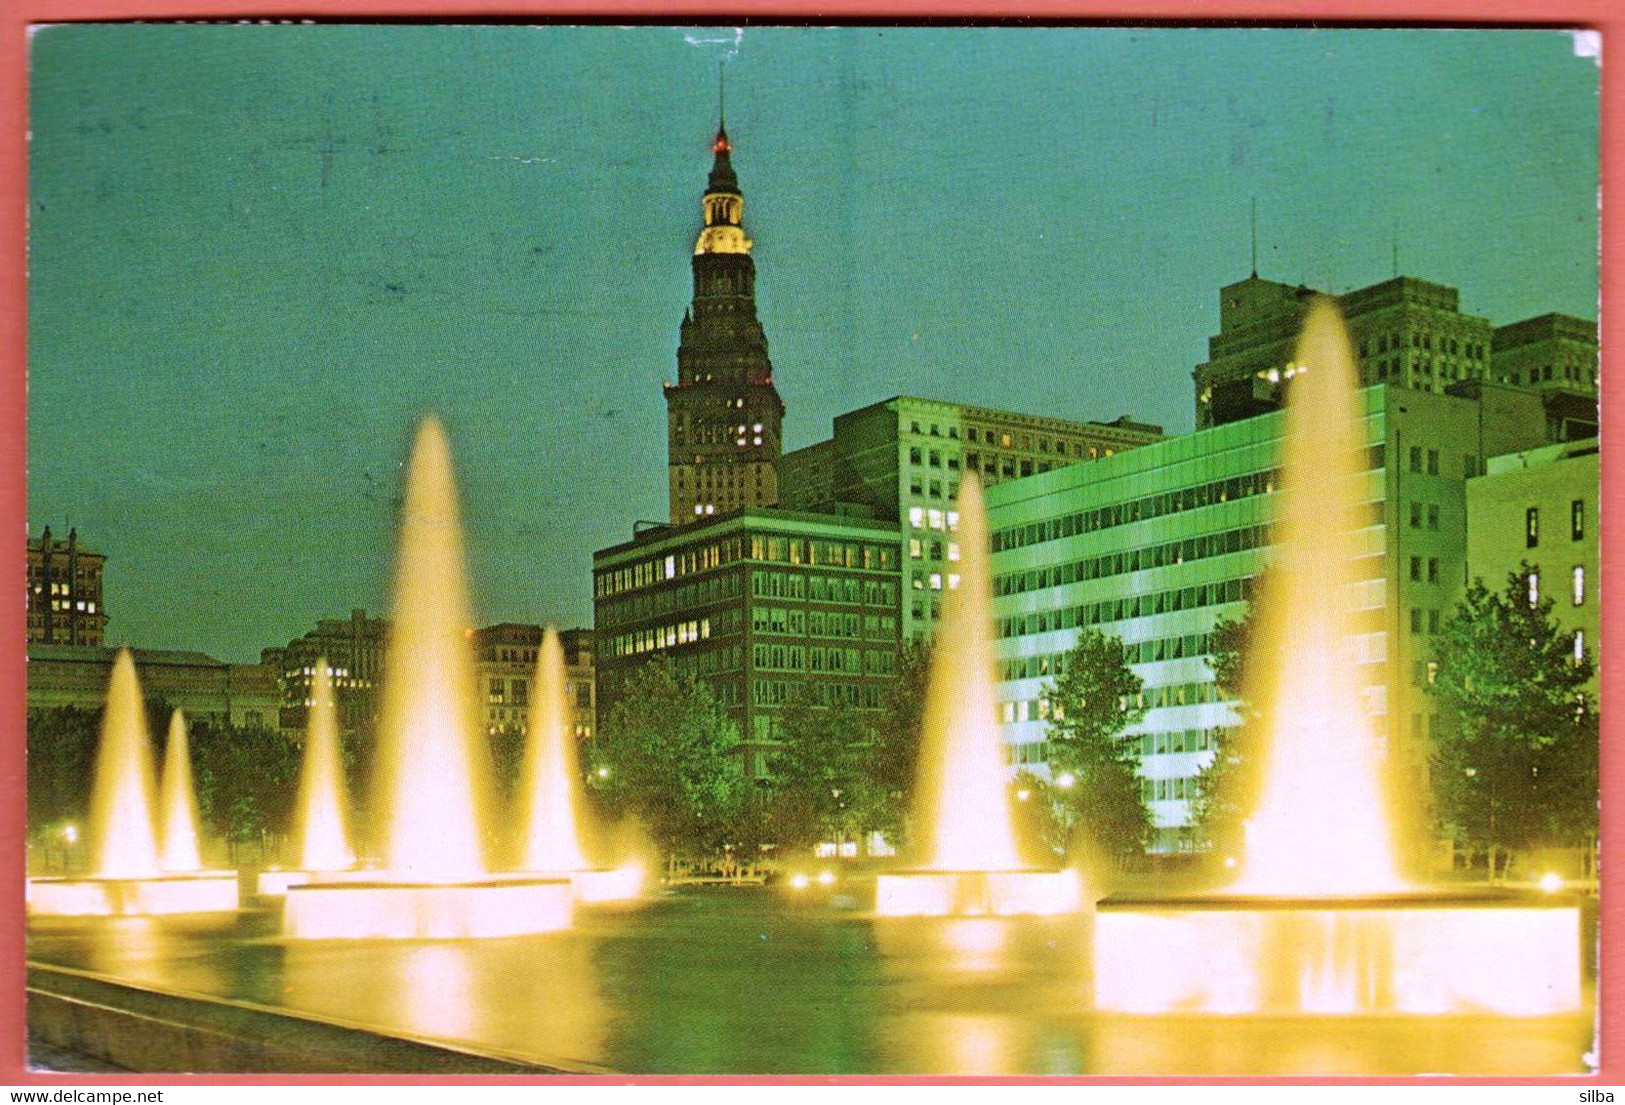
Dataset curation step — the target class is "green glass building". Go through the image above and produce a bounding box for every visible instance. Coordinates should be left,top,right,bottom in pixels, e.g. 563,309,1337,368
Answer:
986,382,1550,850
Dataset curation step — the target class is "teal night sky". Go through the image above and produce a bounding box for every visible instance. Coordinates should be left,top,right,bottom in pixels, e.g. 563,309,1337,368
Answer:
28,26,1598,662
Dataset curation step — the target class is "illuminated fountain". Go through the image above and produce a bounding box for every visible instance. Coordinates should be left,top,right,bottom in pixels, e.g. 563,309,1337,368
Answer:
258,660,359,896
1094,299,1581,1017
875,475,1082,917
517,627,644,904
283,417,573,938
28,653,239,915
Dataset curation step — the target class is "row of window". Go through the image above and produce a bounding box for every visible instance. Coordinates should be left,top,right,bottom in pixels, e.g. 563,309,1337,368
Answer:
599,571,742,629
1142,775,1202,802
750,571,899,607
992,466,1284,553
750,644,892,675
995,522,1271,597
750,606,897,641
1136,728,1225,756
907,418,1119,459
1001,679,1228,723
1523,566,1589,608
751,679,885,709
1526,501,1587,548
596,535,898,599
997,575,1258,640
1000,629,1220,682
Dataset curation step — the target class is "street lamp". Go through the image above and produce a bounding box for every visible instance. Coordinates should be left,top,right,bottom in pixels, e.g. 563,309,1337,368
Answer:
1055,772,1076,789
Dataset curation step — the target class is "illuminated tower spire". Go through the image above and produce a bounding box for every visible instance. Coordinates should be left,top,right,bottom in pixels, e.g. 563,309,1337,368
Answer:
665,99,785,524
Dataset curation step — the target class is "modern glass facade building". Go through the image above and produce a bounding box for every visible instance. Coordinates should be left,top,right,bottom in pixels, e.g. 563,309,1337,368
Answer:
986,383,1550,850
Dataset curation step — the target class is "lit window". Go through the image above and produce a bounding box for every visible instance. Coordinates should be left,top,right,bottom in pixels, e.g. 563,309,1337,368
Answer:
908,507,925,528
947,542,960,562
1526,507,1540,549
909,539,923,559
1527,570,1540,606
927,509,944,530
947,511,960,531
948,573,960,590
1574,630,1585,663
1572,500,1585,541
1572,565,1584,606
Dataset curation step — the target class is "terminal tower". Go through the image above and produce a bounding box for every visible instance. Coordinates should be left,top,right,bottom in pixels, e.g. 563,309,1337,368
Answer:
665,117,785,524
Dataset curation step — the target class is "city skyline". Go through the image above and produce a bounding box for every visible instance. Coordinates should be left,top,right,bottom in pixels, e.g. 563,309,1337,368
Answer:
27,25,1599,661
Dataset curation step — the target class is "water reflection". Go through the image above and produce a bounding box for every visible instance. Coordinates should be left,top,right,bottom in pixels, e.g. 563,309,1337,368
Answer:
24,893,1595,1075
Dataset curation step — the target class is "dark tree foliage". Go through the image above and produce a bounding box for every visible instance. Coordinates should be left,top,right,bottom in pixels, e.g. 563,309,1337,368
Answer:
1192,609,1259,852
590,655,745,864
767,691,873,854
188,717,301,846
866,639,932,843
1429,567,1597,864
1043,628,1152,866
26,706,102,834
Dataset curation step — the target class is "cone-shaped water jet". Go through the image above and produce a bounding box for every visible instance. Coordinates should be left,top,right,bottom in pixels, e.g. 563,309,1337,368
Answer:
375,415,490,881
90,649,161,880
28,651,239,915
283,416,574,937
875,475,1081,917
298,659,353,871
915,476,1023,872
1094,298,1580,1017
521,628,589,873
158,710,204,873
1232,298,1405,897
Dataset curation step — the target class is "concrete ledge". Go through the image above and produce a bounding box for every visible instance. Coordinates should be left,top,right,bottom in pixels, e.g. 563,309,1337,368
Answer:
26,963,590,1073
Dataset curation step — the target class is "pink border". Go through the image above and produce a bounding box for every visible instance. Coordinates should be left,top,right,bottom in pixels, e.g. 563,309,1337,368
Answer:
0,1,1616,1086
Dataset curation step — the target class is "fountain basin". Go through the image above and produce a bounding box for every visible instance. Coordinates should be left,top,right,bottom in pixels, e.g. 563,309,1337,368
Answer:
1094,890,1582,1016
255,869,369,897
27,873,240,917
282,876,573,939
875,869,1085,917
560,866,647,905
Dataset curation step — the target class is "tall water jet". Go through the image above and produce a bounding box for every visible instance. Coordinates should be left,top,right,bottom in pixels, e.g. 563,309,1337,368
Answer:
297,659,353,872
875,475,1081,917
28,651,239,915
90,649,161,879
284,416,573,937
257,659,356,896
1232,299,1404,896
521,628,588,874
158,710,203,873
1094,298,1580,1018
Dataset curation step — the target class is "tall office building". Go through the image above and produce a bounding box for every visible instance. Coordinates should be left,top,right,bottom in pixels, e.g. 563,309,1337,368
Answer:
594,509,902,778
986,383,1550,849
779,396,1162,639
27,526,107,647
665,118,785,524
260,609,389,736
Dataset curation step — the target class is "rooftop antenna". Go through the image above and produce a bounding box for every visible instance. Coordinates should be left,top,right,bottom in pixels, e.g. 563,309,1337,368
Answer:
719,61,726,128
1250,197,1258,278
1391,221,1400,278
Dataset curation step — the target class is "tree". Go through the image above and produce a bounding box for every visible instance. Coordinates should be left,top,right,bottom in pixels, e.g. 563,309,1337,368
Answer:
189,718,301,853
1191,608,1259,853
865,640,932,845
590,656,745,866
26,706,103,836
767,692,873,854
1043,628,1152,867
1429,566,1597,875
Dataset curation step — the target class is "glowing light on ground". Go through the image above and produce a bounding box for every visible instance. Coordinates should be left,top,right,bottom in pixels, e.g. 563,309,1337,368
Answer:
158,711,203,873
876,476,1083,917
1093,300,1581,1018
1095,896,1581,1016
281,417,575,937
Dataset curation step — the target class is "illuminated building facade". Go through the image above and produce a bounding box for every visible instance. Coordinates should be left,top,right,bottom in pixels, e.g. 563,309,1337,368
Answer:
594,509,902,778
472,623,597,743
27,527,107,647
778,396,1162,639
666,120,785,524
260,609,389,735
986,384,1549,849
1465,438,1600,700
27,646,280,729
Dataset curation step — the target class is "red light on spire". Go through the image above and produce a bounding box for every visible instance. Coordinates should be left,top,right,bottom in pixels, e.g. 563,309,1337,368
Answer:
713,130,731,155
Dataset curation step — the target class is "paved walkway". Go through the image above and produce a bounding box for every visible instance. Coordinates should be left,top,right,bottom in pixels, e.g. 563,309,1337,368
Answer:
25,1035,130,1073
